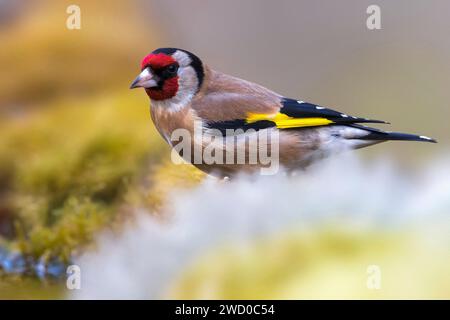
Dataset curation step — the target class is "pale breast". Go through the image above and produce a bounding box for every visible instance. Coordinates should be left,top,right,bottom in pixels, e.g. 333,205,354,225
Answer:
150,103,197,145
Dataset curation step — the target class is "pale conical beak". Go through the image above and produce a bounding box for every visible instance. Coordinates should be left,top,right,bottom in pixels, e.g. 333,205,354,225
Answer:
130,68,158,89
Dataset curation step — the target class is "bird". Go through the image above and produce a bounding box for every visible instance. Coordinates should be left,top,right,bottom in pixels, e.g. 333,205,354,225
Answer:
130,47,436,177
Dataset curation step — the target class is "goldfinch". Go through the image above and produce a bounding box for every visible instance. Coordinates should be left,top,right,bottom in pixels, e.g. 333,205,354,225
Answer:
130,48,436,177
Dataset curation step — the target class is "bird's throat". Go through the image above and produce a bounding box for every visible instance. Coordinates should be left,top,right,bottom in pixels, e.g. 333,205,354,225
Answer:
145,77,179,101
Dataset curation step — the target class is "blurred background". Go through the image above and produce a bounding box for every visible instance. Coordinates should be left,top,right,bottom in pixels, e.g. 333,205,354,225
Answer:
0,0,448,299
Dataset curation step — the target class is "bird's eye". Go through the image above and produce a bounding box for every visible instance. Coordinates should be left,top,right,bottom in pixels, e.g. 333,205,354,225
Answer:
167,64,178,74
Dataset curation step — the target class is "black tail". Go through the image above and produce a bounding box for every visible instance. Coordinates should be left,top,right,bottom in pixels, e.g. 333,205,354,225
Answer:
349,124,437,143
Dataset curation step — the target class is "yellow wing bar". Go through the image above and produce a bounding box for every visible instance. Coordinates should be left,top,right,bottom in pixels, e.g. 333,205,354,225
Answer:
247,112,333,129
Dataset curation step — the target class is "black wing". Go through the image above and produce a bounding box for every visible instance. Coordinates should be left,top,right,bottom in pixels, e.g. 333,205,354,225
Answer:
205,97,388,133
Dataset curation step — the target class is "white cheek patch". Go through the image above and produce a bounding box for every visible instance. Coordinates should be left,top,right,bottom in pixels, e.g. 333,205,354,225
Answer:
152,65,199,113
172,50,192,67
178,66,199,96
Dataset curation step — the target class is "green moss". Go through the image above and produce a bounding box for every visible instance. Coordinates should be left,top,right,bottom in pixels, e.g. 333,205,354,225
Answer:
22,197,110,261
0,90,169,259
